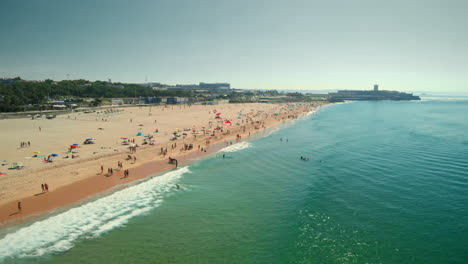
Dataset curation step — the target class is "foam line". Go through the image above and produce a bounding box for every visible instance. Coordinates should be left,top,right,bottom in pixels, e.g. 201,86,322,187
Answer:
219,142,252,153
0,167,190,260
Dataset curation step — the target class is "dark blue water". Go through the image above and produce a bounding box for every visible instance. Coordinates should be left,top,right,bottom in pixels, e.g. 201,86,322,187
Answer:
1,100,467,263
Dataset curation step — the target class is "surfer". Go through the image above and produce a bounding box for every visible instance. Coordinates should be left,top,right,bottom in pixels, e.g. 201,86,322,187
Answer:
176,184,180,189
300,156,303,160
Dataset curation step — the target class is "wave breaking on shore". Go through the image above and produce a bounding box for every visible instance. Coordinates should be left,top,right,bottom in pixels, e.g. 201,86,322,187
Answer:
219,142,252,153
0,167,190,260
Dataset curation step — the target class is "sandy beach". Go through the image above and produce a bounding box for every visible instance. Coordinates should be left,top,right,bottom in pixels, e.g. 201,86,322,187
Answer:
0,102,328,225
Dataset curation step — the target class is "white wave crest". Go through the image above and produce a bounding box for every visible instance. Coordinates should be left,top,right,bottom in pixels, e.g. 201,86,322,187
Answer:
219,142,252,153
0,167,190,260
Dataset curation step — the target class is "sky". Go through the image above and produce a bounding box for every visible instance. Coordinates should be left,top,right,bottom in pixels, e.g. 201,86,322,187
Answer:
1,0,467,92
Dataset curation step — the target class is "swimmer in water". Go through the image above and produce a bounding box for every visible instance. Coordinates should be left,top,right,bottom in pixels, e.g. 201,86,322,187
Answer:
176,184,180,189
223,154,225,159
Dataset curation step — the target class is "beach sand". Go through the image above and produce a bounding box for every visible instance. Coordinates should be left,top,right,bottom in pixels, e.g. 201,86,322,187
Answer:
0,102,328,225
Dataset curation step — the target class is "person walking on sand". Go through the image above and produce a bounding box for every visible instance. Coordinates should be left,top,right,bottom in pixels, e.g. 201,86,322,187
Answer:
44,183,49,192
101,165,104,174
41,184,45,192
28,141,30,147
18,201,22,213
38,126,41,132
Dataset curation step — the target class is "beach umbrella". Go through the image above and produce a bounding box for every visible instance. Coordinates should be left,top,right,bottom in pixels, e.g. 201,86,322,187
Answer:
51,154,59,157
73,144,79,145
86,138,94,141
225,120,231,124
34,151,41,154
216,112,222,115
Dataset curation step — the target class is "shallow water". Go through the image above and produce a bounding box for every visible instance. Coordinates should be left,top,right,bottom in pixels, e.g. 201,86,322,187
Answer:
1,100,467,263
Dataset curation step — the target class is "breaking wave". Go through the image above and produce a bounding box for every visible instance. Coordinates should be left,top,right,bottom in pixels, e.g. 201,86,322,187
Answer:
0,167,190,260
219,142,252,153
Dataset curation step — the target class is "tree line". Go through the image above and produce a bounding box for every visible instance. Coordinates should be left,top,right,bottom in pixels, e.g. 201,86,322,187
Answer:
0,79,194,112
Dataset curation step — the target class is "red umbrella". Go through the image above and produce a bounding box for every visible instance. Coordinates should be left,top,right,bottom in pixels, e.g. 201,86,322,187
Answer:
224,120,231,124
216,113,222,115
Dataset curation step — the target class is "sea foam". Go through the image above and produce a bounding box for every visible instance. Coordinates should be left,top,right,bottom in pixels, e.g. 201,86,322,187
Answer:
0,167,190,260
219,142,252,153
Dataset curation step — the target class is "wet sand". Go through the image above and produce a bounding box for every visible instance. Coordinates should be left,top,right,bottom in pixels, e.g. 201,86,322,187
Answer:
0,102,328,225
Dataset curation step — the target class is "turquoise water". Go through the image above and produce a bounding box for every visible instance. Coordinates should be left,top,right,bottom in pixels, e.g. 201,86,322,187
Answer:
1,100,467,263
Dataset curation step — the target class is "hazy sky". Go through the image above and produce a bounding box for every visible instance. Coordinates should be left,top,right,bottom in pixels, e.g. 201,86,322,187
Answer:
1,0,467,91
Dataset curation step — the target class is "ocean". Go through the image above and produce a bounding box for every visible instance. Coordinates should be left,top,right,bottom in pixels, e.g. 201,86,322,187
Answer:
0,99,467,264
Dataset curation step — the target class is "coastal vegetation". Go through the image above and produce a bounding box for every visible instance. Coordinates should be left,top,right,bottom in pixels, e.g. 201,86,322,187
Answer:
0,78,193,112
0,78,327,112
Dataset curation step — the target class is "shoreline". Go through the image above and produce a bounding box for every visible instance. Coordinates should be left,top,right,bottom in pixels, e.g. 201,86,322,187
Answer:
0,140,226,228
0,102,330,227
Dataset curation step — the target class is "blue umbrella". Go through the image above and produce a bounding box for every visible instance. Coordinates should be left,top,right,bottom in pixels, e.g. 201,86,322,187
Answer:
51,154,59,157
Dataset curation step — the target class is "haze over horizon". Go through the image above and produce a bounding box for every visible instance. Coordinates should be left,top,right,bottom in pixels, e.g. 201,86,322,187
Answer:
1,0,467,92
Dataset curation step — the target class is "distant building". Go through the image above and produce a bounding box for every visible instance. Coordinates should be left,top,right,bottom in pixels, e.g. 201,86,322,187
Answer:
123,98,141,104
199,82,231,89
374,84,379,91
152,87,168,91
111,99,124,105
147,82,161,88
166,97,193,105
328,88,420,101
178,84,199,90
146,97,164,104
